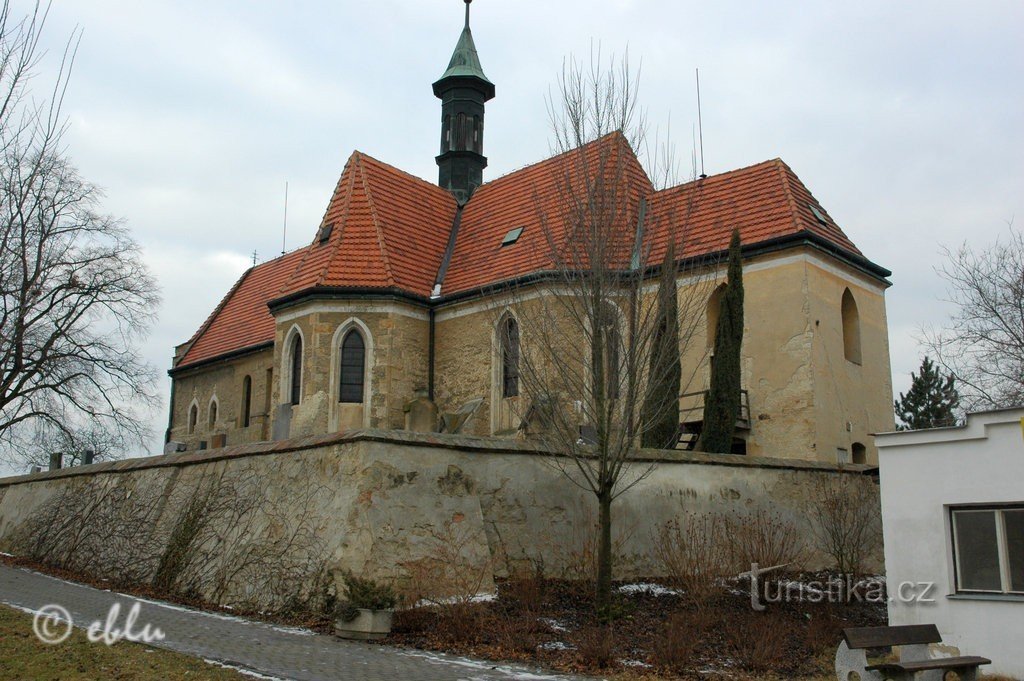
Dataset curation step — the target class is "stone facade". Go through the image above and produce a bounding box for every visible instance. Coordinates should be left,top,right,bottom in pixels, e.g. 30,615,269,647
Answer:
169,246,893,462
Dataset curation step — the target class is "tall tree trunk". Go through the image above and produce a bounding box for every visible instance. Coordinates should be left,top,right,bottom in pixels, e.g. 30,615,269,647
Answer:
596,487,613,613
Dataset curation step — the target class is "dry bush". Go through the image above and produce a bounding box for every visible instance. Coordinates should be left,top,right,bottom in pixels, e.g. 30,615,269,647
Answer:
502,559,547,615
725,507,808,572
400,519,494,607
575,625,618,669
650,610,713,672
806,473,881,577
803,608,846,655
653,511,732,607
722,613,798,672
488,610,543,654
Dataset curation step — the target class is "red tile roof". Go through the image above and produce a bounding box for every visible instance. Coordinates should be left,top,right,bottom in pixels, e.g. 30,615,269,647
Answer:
643,158,862,266
177,249,306,368
279,152,458,298
174,136,878,370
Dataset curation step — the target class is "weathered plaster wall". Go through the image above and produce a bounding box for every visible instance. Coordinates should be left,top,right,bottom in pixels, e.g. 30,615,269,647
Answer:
0,431,881,609
806,257,895,464
169,348,276,449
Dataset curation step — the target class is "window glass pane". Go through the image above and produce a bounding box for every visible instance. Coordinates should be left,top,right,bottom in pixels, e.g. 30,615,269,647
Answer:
1005,510,1024,592
954,510,1002,591
340,331,365,403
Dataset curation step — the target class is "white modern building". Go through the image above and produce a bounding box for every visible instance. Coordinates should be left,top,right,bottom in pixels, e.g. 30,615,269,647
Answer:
876,408,1024,678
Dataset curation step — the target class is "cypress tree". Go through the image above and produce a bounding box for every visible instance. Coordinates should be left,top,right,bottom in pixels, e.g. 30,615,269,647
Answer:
698,229,744,453
894,356,960,430
642,237,681,448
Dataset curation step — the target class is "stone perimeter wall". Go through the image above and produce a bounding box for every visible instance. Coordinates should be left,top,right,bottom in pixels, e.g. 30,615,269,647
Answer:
0,430,881,609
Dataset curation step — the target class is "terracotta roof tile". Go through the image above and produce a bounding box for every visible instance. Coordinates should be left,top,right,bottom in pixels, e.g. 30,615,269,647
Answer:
176,249,306,369
279,152,457,299
176,139,875,369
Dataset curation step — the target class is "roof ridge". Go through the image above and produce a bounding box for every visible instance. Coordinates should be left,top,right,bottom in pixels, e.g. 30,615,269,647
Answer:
356,153,397,289
774,158,805,236
353,150,457,204
315,153,359,287
476,130,630,190
650,158,784,197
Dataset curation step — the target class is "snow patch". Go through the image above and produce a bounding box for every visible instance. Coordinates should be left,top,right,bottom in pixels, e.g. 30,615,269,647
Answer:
203,659,290,681
414,592,498,608
398,648,581,679
617,582,682,597
539,617,569,632
538,641,575,651
621,658,653,668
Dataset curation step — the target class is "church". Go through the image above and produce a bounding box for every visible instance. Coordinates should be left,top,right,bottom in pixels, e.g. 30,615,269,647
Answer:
166,3,895,464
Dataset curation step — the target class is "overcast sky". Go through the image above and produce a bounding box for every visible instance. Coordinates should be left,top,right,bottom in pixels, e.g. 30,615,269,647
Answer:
17,0,1024,458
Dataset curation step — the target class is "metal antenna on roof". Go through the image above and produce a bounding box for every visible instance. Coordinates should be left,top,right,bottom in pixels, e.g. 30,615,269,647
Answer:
281,181,289,255
696,68,707,179
251,249,258,267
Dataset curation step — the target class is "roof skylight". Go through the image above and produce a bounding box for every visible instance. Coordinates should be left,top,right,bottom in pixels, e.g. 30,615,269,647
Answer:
807,204,828,226
502,227,524,246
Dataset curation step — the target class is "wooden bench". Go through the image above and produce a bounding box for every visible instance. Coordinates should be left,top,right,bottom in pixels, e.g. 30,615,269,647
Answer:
836,624,990,680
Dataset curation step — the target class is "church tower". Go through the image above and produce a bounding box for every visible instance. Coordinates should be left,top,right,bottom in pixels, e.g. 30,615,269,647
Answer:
433,0,495,204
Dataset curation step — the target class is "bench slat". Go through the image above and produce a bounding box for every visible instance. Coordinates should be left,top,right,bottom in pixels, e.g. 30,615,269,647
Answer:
843,624,942,649
867,656,992,672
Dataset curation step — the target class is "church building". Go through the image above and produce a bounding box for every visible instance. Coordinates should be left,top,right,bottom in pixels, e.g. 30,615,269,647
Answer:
166,3,895,463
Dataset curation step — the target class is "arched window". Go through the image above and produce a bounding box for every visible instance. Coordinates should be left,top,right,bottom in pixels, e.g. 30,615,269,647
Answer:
188,404,198,435
500,315,519,398
707,284,726,349
289,334,303,405
241,376,252,428
852,442,867,465
339,329,366,403
598,303,621,399
842,288,862,364
208,399,218,429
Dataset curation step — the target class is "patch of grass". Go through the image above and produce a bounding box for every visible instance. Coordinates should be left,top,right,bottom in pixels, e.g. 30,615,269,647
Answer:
0,605,247,680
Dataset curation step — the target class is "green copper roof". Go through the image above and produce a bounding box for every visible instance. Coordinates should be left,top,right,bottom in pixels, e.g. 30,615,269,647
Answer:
437,26,492,84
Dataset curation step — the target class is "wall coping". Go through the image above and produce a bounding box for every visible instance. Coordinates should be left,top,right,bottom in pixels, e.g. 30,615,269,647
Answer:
0,429,874,488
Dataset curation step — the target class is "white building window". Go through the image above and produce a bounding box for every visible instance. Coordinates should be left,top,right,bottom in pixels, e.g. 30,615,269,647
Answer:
951,506,1024,594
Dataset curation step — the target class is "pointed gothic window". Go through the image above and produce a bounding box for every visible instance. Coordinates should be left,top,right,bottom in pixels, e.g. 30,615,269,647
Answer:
339,330,366,403
188,404,198,435
208,400,218,429
842,288,862,364
241,375,252,428
598,303,621,399
500,315,519,398
289,335,303,405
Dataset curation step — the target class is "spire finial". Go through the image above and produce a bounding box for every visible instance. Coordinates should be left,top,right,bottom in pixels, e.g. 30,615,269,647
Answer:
465,0,471,29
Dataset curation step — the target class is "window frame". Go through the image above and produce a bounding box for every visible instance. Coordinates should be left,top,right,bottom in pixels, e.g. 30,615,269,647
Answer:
339,329,366,404
500,315,519,399
950,504,1024,596
289,334,303,406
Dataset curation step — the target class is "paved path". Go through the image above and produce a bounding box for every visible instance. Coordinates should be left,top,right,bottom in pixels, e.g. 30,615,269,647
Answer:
0,563,588,681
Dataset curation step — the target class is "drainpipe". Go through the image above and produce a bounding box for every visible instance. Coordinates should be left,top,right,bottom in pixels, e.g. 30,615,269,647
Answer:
428,308,436,402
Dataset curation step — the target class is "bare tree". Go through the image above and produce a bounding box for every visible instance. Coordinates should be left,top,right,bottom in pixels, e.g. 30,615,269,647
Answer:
0,1,159,464
920,223,1024,412
504,49,711,611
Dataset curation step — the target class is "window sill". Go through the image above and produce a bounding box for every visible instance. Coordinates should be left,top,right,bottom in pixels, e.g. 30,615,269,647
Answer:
947,592,1024,603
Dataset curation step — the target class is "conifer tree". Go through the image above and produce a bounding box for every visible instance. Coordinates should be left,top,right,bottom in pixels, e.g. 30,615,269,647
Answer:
894,356,960,430
698,229,744,453
641,237,681,448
